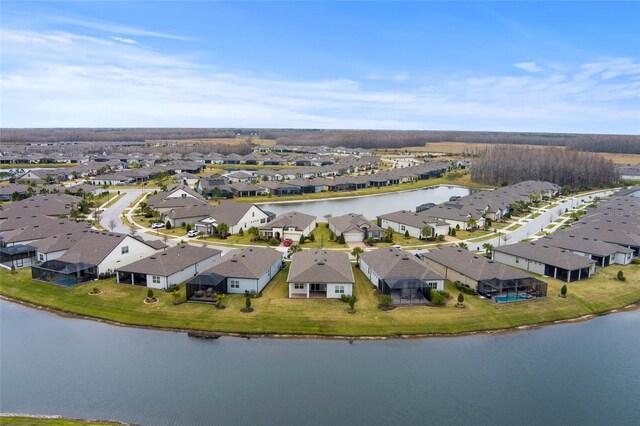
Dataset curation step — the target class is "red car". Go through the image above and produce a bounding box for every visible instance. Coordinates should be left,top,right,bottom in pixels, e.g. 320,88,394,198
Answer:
283,239,293,247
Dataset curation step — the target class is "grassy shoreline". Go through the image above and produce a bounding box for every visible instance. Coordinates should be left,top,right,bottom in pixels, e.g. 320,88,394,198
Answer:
1,264,638,338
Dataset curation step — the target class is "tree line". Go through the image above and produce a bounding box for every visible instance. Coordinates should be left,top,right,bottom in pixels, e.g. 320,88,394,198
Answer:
2,128,638,154
470,145,618,189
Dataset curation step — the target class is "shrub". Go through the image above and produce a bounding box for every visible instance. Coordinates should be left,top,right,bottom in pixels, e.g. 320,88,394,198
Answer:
147,288,154,299
338,233,346,244
379,294,393,306
404,230,410,238
245,296,252,309
430,288,446,306
299,235,306,244
450,228,456,237
438,235,445,242
215,293,227,307
631,258,640,265
186,224,192,232
340,294,350,303
91,287,100,294
165,221,172,230
617,270,626,281
172,291,182,303
457,293,464,304
348,296,356,311
167,284,180,293
560,285,567,298
181,222,187,228
238,228,244,236
268,238,280,246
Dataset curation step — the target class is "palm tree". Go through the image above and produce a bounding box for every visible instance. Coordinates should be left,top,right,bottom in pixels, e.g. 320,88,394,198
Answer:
384,227,394,242
216,223,229,238
482,243,494,254
351,246,364,259
457,242,468,250
466,217,477,230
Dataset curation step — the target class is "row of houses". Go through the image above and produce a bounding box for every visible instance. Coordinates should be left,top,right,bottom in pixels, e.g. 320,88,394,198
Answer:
378,180,561,238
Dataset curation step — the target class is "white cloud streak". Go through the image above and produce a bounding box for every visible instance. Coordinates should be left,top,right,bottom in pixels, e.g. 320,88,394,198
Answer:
1,28,639,133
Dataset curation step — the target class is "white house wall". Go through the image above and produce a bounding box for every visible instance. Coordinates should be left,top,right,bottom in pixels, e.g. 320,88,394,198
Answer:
98,237,159,274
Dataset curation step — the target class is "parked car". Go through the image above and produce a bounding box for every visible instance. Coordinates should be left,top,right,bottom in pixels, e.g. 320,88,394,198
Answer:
391,244,402,249
151,222,165,229
283,238,293,247
187,230,199,237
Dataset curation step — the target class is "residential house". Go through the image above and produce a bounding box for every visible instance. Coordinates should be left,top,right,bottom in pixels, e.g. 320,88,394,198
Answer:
327,213,384,242
421,246,547,302
116,244,222,289
186,247,283,300
287,250,354,299
359,247,444,304
259,211,316,242
492,242,597,282
377,210,450,239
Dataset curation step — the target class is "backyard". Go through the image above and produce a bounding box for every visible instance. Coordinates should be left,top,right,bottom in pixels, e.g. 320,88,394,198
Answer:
1,263,638,337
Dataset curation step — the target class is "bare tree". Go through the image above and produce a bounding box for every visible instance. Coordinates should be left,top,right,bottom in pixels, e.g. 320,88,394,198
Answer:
108,219,117,232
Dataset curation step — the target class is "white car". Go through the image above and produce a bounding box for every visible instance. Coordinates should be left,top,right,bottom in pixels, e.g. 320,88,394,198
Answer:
391,244,402,249
151,222,165,229
187,230,199,237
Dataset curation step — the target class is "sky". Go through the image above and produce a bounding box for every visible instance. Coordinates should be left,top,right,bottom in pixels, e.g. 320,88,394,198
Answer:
1,1,639,133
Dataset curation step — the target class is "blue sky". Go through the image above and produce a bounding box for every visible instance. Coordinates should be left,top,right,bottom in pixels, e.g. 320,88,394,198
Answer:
1,1,639,133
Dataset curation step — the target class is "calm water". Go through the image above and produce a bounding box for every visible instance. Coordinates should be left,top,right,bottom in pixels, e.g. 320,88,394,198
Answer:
259,185,471,219
1,301,639,425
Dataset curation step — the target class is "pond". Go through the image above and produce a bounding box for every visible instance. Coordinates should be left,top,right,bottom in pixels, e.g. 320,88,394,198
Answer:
1,301,639,425
259,185,471,220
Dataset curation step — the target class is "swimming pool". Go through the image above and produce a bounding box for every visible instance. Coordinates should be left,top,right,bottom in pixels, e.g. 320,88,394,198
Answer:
494,293,533,303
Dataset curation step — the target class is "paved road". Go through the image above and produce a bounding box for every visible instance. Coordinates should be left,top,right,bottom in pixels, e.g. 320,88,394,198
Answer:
465,189,615,251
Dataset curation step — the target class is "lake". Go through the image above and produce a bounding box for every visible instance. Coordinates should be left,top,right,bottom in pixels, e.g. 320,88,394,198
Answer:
259,185,471,220
1,301,639,425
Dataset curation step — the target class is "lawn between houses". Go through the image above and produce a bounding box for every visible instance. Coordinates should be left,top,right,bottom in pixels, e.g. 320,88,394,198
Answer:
1,263,639,337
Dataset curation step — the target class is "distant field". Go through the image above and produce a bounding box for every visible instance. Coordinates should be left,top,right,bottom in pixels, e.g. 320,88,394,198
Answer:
147,137,277,147
377,142,640,165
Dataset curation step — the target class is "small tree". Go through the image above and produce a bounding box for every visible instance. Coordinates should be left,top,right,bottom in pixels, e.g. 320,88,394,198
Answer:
617,270,626,281
245,296,252,310
421,226,432,240
108,219,117,232
215,293,227,308
217,223,229,238
181,222,187,228
308,233,315,242
379,294,393,306
560,284,567,298
186,224,192,232
457,293,464,306
172,291,182,303
147,288,154,299
351,246,364,259
247,226,260,241
10,265,17,275
482,243,494,254
404,230,410,238
238,227,244,236
348,296,356,311
299,235,306,244
450,228,456,237
338,233,346,244
385,227,394,242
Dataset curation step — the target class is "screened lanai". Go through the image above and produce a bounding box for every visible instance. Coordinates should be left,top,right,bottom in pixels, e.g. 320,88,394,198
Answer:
477,276,547,303
32,260,98,287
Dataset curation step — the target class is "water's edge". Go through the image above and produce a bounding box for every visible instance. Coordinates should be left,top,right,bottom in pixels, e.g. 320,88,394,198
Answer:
2,294,638,341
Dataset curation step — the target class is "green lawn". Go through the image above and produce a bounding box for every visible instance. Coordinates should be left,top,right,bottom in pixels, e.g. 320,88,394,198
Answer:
2,263,638,337
0,417,120,426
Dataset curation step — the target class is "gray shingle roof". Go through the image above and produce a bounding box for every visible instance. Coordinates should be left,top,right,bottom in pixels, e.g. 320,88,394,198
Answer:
422,246,533,282
287,250,354,284
359,247,444,281
327,213,383,234
117,244,221,276
260,211,316,231
493,241,596,270
202,247,282,279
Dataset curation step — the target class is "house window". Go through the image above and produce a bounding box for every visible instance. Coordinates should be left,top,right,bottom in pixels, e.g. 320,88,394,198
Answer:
230,280,240,289
294,283,305,290
121,246,129,255
252,212,255,217
152,276,161,284
401,225,406,231
335,285,345,294
427,281,438,289
261,218,266,223
515,258,520,264
39,253,44,261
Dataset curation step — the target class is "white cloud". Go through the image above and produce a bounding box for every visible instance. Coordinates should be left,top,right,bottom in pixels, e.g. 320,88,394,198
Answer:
365,72,409,81
49,15,193,41
110,36,137,44
1,28,638,134
514,62,543,73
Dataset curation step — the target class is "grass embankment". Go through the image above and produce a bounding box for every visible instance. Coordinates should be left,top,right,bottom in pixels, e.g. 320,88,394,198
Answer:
2,263,638,337
0,163,79,169
234,171,491,204
0,417,122,425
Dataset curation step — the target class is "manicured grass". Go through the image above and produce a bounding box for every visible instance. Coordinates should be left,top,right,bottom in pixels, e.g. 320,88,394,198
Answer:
454,228,492,240
305,223,349,249
0,417,120,425
101,192,125,209
0,163,79,169
2,263,638,337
